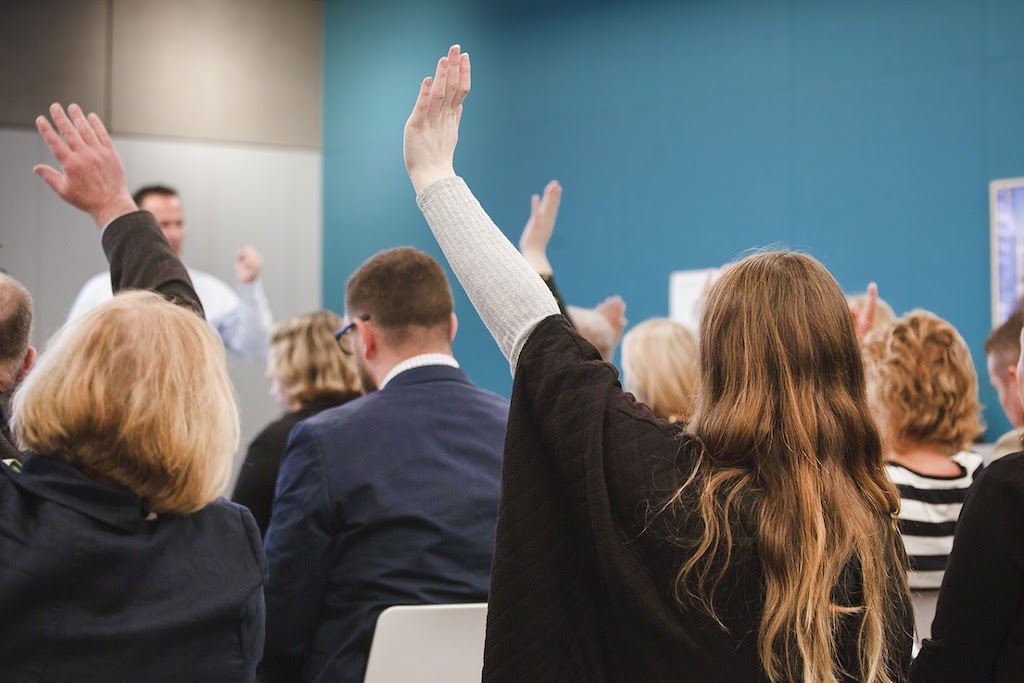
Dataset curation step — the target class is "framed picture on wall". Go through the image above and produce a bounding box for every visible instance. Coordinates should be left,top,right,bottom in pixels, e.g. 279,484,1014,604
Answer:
991,177,1024,326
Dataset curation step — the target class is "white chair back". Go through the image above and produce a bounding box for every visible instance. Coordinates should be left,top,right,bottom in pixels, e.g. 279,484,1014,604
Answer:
363,603,488,683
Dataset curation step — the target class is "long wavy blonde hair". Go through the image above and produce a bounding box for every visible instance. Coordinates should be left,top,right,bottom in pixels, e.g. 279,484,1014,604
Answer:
672,252,909,682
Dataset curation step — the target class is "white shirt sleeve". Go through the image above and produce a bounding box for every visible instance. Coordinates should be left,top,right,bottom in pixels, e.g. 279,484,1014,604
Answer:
66,273,114,324
226,278,273,362
188,269,272,362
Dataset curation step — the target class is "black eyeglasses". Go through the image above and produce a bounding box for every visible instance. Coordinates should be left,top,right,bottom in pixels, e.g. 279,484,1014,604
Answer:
335,314,370,354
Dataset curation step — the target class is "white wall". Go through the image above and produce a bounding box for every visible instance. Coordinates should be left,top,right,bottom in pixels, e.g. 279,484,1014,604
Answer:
0,126,323,483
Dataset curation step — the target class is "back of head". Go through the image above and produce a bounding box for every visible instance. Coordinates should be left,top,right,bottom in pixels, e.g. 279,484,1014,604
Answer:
345,247,454,349
693,252,878,467
680,251,905,683
864,309,983,454
984,307,1024,375
0,273,33,390
12,291,239,514
269,310,363,406
620,318,698,422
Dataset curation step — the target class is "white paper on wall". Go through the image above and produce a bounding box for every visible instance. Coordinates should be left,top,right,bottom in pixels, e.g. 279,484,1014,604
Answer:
669,268,719,330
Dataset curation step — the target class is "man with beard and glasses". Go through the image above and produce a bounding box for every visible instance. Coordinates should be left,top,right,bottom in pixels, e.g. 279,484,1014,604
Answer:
262,247,508,682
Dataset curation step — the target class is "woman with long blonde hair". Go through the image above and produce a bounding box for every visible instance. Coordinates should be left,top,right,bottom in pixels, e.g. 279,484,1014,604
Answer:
402,45,912,681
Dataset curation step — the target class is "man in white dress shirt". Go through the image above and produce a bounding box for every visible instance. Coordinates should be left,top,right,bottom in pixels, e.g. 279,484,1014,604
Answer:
66,184,273,361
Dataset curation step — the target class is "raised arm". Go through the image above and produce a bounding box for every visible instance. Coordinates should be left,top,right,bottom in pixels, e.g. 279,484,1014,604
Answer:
519,180,574,321
520,180,561,277
216,246,273,361
33,103,203,317
850,282,879,341
405,46,559,370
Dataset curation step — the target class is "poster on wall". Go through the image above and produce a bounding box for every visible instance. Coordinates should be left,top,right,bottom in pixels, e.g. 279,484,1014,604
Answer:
669,268,719,330
991,178,1024,326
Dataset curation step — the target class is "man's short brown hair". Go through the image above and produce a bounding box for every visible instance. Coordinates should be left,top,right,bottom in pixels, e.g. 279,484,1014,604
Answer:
0,273,33,365
345,247,454,346
984,308,1024,374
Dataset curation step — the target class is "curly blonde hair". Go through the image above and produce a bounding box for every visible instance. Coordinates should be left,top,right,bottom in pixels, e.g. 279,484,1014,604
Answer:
863,309,984,454
268,311,363,406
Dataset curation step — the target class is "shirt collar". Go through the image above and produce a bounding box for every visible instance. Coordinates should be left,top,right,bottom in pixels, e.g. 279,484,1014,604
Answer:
379,353,460,390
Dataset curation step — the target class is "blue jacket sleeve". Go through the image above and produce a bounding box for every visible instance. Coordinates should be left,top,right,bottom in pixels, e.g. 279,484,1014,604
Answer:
262,421,334,678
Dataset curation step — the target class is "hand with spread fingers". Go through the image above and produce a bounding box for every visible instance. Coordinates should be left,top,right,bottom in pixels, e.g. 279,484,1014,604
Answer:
404,44,471,193
519,180,562,276
33,103,137,228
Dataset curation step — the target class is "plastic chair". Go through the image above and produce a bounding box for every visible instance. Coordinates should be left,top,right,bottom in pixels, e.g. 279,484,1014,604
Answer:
362,603,488,683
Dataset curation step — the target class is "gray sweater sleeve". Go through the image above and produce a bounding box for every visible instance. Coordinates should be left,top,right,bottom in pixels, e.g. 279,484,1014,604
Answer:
416,176,560,373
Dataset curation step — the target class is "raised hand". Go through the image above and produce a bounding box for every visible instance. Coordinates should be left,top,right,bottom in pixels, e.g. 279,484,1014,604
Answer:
595,295,628,345
404,44,471,193
519,180,562,276
850,282,879,341
33,103,137,228
235,246,264,284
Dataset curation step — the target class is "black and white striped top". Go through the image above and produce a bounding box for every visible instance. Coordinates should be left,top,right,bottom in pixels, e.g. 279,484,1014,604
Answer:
886,451,985,589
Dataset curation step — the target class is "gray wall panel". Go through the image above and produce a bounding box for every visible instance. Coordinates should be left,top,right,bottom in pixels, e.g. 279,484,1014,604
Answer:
110,0,322,147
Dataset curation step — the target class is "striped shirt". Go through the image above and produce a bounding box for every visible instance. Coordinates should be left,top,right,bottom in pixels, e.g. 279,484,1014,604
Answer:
886,451,985,588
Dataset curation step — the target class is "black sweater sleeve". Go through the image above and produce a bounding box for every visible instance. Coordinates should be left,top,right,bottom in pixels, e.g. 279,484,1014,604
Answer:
101,211,204,318
540,273,573,325
911,453,1024,682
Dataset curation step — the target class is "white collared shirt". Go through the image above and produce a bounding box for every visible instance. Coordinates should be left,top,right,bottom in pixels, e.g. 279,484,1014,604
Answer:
379,353,460,390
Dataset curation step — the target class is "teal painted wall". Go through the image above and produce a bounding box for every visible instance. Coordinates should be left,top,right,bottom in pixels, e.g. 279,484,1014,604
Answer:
323,0,1024,439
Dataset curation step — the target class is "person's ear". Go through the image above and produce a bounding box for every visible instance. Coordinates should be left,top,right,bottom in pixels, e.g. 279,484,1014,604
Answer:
1009,363,1018,383
450,312,458,343
15,346,36,383
356,319,377,360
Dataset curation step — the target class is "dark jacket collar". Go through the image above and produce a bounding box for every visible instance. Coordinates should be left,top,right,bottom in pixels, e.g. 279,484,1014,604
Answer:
0,401,21,461
3,454,154,532
382,364,474,390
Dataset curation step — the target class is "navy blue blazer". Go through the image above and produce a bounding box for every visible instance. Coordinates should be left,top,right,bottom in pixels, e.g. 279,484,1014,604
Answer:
263,364,508,682
0,455,266,681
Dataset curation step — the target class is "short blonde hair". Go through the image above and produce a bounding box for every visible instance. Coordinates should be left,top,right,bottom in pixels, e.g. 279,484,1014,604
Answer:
863,309,984,454
12,291,238,514
621,318,699,422
268,310,362,406
848,292,897,337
